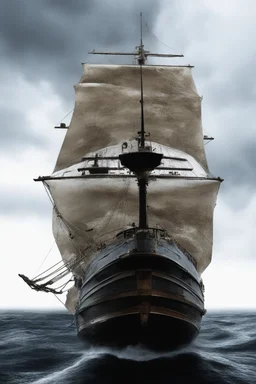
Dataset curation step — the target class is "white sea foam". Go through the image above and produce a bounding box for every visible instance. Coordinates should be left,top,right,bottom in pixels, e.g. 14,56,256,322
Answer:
30,345,191,383
105,344,192,361
30,350,106,384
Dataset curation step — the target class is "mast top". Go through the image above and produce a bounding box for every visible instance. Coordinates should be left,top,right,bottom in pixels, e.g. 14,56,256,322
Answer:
88,12,184,65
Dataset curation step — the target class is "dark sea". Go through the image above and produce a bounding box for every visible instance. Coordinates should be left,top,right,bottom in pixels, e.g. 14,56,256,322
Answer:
0,311,255,384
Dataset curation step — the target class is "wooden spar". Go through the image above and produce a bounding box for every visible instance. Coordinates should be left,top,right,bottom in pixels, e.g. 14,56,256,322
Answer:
34,175,223,182
81,155,188,161
88,12,183,65
87,51,184,64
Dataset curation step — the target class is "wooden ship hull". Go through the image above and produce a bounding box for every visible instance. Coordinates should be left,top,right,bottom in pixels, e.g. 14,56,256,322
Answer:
76,228,204,350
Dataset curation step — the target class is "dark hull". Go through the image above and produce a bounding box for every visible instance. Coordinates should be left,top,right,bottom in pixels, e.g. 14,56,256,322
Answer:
76,229,204,350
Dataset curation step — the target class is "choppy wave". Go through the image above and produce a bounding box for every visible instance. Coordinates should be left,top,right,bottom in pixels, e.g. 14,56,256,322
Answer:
0,311,255,384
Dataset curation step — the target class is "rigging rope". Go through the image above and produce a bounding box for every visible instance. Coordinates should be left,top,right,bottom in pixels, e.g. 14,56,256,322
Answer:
37,174,135,289
145,21,179,52
31,183,85,285
33,241,56,277
33,259,63,281
45,181,92,251
54,278,73,291
54,293,66,307
59,109,74,124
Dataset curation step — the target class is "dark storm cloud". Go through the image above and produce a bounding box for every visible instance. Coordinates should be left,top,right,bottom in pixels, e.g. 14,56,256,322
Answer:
0,0,161,155
0,0,161,99
0,0,161,215
1,0,254,213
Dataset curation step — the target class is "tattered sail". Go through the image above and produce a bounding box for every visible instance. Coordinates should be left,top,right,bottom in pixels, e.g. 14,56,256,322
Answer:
27,63,221,313
48,145,220,277
55,64,208,171
49,64,220,280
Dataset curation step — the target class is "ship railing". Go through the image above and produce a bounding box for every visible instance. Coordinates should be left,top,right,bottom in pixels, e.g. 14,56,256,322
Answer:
115,227,197,268
116,227,167,239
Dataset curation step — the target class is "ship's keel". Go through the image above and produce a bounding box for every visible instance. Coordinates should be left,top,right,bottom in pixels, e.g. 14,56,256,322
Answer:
77,296,200,350
77,313,198,350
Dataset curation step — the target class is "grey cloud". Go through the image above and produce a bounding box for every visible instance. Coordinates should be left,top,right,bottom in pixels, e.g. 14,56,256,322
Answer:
150,2,256,203
176,11,256,204
0,0,161,101
206,135,256,210
207,139,256,183
0,189,52,217
1,0,255,214
0,0,162,216
169,6,256,111
45,0,94,14
205,61,256,109
0,0,161,157
0,107,46,151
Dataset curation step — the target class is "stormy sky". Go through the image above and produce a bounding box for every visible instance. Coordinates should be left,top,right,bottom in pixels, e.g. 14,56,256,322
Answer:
1,0,255,310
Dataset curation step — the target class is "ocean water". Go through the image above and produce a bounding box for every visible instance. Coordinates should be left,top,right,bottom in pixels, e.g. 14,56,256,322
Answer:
0,311,255,384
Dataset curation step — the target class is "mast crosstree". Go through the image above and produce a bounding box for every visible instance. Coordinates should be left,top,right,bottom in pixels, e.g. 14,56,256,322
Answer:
88,12,184,66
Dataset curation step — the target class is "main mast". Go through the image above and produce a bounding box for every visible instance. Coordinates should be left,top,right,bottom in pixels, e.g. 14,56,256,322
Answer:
119,13,163,229
138,12,147,228
89,13,182,229
139,12,145,148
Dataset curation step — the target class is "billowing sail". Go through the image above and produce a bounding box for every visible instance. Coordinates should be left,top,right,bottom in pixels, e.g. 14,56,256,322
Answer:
55,64,207,171
47,64,220,299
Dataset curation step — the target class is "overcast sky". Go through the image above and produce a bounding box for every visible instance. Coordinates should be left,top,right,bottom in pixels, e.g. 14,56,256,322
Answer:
1,0,255,311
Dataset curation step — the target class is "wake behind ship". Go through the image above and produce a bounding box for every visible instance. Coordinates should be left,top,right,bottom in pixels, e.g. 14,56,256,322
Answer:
20,15,222,350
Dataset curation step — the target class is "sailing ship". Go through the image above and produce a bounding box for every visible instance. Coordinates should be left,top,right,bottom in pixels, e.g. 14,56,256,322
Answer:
20,14,222,350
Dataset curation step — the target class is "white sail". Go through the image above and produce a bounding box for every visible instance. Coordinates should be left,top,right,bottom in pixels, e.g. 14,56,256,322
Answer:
55,64,207,172
45,63,221,314
48,141,220,274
